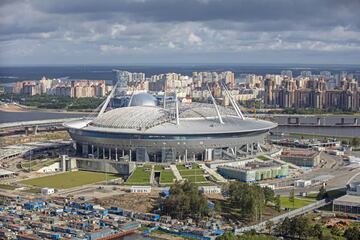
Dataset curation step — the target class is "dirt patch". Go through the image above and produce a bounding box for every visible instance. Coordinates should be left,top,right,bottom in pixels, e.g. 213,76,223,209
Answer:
0,103,28,112
93,191,160,213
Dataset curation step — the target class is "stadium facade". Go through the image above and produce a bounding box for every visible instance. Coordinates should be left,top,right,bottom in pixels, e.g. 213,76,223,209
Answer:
64,71,277,163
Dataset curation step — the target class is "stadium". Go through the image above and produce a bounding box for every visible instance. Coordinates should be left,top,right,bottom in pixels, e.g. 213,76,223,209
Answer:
64,71,277,163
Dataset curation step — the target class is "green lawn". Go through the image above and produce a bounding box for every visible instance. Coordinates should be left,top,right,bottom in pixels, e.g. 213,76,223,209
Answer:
154,165,164,171
176,163,200,171
179,169,204,176
159,170,176,184
126,166,151,185
0,184,16,190
183,175,208,183
21,159,58,171
177,164,209,183
257,155,270,161
19,171,119,189
280,196,315,209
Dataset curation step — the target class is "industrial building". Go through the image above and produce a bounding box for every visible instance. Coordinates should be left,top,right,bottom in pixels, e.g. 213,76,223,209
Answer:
217,160,288,182
280,149,320,167
332,182,360,215
65,71,277,164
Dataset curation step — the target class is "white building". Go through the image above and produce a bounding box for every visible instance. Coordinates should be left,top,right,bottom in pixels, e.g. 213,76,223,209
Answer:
294,179,312,188
130,186,151,193
41,188,55,195
347,182,360,196
199,186,221,194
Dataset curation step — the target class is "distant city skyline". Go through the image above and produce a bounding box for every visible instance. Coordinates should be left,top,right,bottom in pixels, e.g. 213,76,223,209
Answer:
1,0,360,65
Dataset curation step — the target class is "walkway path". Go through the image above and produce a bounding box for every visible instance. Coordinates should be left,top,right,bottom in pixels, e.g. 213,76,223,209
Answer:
234,199,328,234
199,163,227,183
170,165,182,181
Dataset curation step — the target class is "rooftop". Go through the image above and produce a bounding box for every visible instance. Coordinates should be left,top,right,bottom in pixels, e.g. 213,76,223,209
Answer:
333,194,360,206
281,149,319,158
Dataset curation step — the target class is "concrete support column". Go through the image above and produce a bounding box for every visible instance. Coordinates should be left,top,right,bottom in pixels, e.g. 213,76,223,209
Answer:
206,148,213,161
129,149,132,162
109,148,111,160
25,127,30,135
34,125,38,135
91,145,94,155
122,150,125,158
115,148,118,161
185,149,188,162
103,147,105,159
354,118,358,125
317,118,321,125
82,143,88,157
97,147,99,159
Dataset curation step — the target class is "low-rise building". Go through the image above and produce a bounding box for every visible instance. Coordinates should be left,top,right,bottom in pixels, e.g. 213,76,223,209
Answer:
280,149,320,167
294,179,312,188
199,186,221,194
41,188,55,195
217,160,288,182
130,186,151,193
333,182,360,215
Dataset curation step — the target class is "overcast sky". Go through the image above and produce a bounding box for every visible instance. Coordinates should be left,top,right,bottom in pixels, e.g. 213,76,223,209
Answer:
0,0,359,65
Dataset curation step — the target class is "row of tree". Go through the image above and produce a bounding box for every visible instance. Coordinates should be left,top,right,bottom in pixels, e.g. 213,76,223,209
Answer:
274,215,360,240
157,181,209,220
227,182,278,222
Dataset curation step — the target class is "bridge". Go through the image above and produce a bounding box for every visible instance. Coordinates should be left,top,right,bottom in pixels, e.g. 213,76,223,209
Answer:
255,114,360,127
0,118,82,136
234,199,329,234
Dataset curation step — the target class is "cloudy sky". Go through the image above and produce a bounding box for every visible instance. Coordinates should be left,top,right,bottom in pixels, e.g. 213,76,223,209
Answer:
0,0,359,65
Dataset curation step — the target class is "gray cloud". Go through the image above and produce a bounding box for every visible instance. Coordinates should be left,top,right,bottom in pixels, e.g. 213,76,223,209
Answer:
0,0,359,65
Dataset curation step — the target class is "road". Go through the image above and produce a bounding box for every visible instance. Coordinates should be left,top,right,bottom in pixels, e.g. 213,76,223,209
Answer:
275,152,360,195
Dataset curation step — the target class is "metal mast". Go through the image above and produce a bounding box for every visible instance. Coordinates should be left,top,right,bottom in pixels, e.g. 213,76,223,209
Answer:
207,84,224,124
221,81,244,119
98,70,130,116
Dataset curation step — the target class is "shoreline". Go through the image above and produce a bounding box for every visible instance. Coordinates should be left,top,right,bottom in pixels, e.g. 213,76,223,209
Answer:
0,103,92,114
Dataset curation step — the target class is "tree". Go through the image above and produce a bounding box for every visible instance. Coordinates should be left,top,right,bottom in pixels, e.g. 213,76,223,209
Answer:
263,187,275,205
317,185,328,200
228,182,265,222
312,224,323,239
330,226,342,236
265,221,274,234
275,216,312,239
216,231,237,240
343,226,360,240
351,137,360,147
159,181,209,220
274,195,281,212
289,189,295,209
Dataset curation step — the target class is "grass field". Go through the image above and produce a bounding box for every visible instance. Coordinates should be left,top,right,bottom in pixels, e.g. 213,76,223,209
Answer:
20,171,119,189
126,165,151,185
177,164,209,183
280,196,315,209
159,170,176,184
21,159,58,171
257,155,270,161
0,184,16,190
183,175,208,183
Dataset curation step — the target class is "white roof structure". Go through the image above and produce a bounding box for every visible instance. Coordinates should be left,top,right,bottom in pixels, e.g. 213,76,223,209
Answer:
0,169,15,177
91,106,172,130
